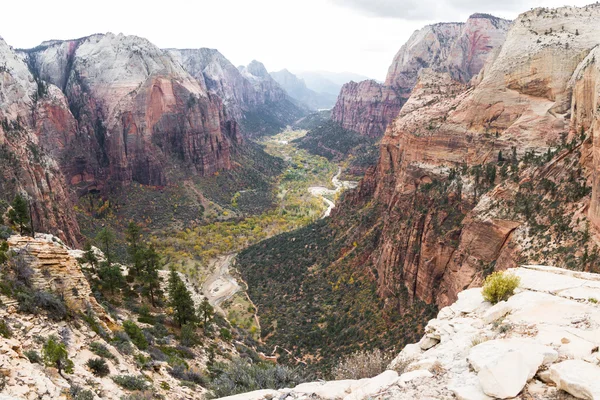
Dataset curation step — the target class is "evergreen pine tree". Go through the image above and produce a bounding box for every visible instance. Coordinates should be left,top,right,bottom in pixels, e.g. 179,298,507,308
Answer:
168,268,196,326
198,298,214,329
42,336,74,377
140,245,161,307
125,222,143,276
96,227,115,266
8,194,30,235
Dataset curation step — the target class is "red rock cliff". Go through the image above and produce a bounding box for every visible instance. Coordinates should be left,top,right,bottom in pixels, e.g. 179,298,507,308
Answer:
331,14,510,137
26,33,241,190
333,5,600,310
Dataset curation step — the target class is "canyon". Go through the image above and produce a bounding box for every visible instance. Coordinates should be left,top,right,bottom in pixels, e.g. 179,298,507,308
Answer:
2,3,600,400
0,33,310,246
234,3,600,379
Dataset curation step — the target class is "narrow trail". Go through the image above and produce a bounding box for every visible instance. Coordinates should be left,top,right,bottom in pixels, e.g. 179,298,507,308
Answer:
308,167,358,218
201,254,239,315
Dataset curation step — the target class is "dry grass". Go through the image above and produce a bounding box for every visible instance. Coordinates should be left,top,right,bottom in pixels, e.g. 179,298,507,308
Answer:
332,349,393,380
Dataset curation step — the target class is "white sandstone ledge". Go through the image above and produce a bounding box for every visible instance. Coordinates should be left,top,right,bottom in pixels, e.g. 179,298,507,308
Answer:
219,265,600,400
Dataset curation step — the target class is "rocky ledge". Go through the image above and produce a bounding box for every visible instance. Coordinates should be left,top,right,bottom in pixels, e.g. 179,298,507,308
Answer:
220,265,600,400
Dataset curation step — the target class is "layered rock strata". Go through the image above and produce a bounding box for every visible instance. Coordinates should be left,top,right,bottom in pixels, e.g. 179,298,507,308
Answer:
331,13,510,137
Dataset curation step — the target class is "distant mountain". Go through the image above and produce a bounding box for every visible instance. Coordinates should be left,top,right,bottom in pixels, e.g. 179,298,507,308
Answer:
167,49,308,136
293,70,373,97
270,69,338,110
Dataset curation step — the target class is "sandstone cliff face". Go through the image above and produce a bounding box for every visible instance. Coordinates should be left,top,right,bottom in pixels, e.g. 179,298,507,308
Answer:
332,5,600,311
0,37,80,245
331,14,510,137
6,234,111,325
26,33,241,190
168,48,258,122
167,50,307,136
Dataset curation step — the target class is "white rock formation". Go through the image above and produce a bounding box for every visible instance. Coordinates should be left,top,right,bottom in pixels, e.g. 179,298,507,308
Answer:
219,265,600,399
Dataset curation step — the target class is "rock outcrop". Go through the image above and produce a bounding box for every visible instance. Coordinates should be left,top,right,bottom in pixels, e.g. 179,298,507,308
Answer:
167,49,308,136
0,36,80,245
0,233,227,400
331,13,510,137
5,234,111,325
223,265,600,399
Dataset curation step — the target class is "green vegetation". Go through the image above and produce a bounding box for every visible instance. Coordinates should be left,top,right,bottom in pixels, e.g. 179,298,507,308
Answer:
293,118,379,179
123,321,148,350
86,357,110,377
153,130,336,280
208,357,307,398
482,272,521,304
8,194,30,235
111,374,150,391
241,99,308,137
168,268,197,327
89,341,116,360
24,349,41,364
237,217,437,375
0,320,12,338
43,336,74,376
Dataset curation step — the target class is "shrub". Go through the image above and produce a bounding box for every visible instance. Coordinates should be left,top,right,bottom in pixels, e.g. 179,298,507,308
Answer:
111,374,150,391
18,290,67,320
24,349,41,364
0,320,12,338
180,323,200,347
42,335,74,376
123,320,148,350
168,365,207,386
482,271,521,304
89,341,116,361
87,357,110,377
113,331,134,355
208,358,306,398
332,349,392,380
70,385,95,400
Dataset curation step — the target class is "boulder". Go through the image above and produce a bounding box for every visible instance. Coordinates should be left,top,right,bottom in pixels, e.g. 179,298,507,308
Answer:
549,360,600,399
343,370,398,400
469,339,557,398
292,379,355,399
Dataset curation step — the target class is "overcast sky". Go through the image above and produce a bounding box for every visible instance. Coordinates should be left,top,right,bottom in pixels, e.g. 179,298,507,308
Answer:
1,0,594,80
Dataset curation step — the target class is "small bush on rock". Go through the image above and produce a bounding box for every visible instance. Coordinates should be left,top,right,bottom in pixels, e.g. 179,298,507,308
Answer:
208,358,306,398
482,271,521,304
0,320,12,338
24,349,41,364
123,320,148,350
332,349,392,380
87,357,110,377
70,385,95,400
89,341,116,361
111,374,150,391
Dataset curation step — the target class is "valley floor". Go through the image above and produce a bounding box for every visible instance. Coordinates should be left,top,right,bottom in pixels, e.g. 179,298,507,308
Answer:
154,129,356,339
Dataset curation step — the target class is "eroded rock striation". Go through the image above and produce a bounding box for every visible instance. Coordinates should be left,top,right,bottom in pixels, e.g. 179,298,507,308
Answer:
26,33,241,188
331,5,600,310
0,36,80,245
331,13,510,137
